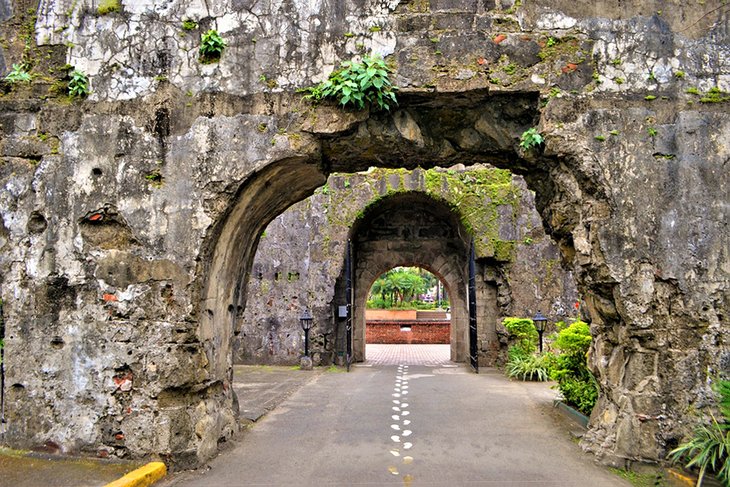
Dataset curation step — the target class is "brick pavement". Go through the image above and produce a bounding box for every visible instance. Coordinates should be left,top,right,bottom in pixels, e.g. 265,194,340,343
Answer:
364,344,452,366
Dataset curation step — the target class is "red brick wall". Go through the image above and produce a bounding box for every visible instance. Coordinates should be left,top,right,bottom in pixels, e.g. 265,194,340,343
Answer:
366,321,450,344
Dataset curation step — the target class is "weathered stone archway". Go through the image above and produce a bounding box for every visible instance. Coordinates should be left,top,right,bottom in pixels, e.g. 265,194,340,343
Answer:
198,88,727,468
0,0,726,467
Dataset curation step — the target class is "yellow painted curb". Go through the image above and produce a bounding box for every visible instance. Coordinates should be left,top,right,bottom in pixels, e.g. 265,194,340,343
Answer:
667,467,696,486
104,461,167,487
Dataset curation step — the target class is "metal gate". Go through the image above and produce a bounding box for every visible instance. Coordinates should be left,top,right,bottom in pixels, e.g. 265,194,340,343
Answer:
345,239,353,371
468,239,478,373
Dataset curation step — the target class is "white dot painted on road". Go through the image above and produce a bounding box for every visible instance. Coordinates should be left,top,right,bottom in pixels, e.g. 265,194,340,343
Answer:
388,365,416,482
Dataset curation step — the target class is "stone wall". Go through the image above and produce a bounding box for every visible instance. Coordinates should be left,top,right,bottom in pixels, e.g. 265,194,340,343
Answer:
0,0,726,470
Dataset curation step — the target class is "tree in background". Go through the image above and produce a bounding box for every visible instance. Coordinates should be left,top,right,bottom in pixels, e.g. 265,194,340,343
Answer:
368,267,437,308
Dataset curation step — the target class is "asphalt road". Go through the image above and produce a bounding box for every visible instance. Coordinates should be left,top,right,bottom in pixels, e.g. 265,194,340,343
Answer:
162,364,630,487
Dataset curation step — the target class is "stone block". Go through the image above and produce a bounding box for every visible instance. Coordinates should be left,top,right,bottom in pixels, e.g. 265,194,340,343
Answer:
430,0,478,12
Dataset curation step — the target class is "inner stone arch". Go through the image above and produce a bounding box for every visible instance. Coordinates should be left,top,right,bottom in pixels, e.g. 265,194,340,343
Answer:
346,191,472,363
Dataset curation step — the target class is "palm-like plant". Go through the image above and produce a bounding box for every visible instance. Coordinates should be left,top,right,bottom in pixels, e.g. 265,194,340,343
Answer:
670,380,730,486
505,354,551,381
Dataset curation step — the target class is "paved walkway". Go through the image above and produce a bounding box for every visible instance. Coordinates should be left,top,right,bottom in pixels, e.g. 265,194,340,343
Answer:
365,344,452,366
161,364,631,487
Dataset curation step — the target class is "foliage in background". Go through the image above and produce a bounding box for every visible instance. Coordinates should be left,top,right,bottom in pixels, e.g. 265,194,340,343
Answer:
68,69,89,98
367,298,448,310
368,267,445,309
300,54,397,111
199,29,226,62
550,320,598,415
4,63,31,83
670,379,730,486
519,127,543,150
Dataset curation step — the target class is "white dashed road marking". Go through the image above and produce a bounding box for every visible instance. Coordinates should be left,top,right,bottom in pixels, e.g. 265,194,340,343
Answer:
388,364,415,483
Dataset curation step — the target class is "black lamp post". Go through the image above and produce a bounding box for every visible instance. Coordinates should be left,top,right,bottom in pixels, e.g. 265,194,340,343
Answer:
300,309,313,357
533,310,547,353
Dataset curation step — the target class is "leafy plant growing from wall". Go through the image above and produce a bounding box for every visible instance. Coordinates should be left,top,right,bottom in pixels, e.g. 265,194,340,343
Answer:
670,380,730,486
519,127,543,150
4,63,32,83
300,54,398,111
68,69,89,98
182,19,198,31
199,29,226,63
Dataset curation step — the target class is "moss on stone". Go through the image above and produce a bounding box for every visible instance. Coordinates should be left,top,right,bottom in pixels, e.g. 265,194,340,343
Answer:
320,167,520,261
97,0,120,15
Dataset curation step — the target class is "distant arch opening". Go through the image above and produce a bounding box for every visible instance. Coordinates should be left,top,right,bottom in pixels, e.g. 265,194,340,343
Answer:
364,266,453,362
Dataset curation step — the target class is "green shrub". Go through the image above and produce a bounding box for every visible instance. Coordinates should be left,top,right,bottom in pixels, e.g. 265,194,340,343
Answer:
507,344,528,362
559,376,599,414
300,54,397,111
68,70,89,98
670,379,730,485
550,320,598,415
199,29,226,62
502,317,538,355
553,320,591,355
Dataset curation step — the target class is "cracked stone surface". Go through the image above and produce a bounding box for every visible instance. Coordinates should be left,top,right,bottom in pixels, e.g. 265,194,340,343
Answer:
0,0,727,470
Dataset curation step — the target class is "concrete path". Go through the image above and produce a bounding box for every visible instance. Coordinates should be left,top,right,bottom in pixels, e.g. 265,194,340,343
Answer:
233,365,323,423
366,344,451,366
162,364,630,487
